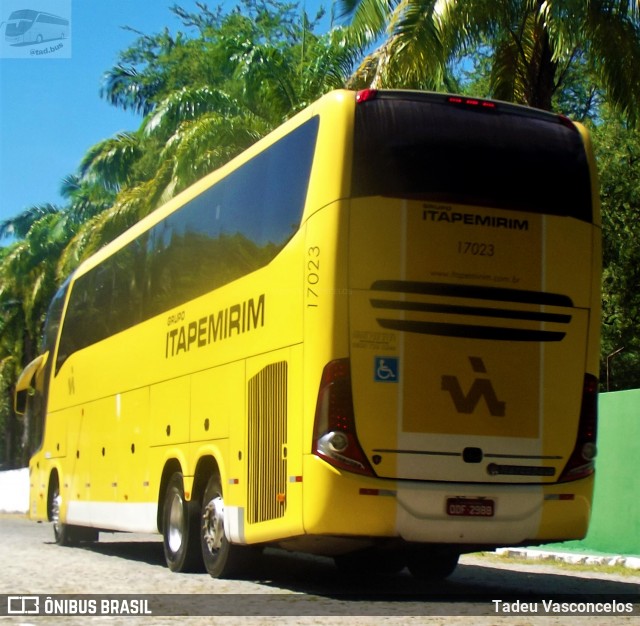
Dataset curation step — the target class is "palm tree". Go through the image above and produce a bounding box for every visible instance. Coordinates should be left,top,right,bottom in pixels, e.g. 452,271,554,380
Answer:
0,244,25,468
66,1,362,260
0,208,79,466
0,0,362,467
340,0,640,119
0,203,60,241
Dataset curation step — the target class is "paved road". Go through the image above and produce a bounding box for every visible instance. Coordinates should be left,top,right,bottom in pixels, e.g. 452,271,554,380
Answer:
1,513,638,625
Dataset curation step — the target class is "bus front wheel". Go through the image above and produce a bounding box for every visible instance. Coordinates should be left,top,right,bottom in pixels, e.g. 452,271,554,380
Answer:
50,481,97,545
200,474,256,578
162,472,202,572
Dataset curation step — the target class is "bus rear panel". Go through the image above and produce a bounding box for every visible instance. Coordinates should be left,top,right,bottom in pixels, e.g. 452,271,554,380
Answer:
307,90,600,552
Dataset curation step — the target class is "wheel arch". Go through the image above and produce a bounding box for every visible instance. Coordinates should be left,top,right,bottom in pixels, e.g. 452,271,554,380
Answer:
156,447,228,533
46,468,60,522
192,454,222,506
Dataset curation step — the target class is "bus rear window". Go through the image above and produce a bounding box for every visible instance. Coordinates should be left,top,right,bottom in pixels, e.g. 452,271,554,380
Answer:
352,92,592,222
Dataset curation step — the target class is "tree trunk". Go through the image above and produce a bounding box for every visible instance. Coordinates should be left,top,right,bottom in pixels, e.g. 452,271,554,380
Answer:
527,18,557,111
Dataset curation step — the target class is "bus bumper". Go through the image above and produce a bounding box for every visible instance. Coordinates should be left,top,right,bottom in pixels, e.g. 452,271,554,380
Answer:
302,455,594,547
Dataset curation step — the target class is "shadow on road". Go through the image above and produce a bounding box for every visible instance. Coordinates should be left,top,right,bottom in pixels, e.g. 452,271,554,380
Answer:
72,535,167,568
77,536,640,602
255,548,640,601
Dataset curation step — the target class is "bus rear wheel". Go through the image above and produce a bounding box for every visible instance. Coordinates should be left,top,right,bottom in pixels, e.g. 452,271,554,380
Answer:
334,548,406,576
162,472,202,572
200,474,256,578
406,547,459,580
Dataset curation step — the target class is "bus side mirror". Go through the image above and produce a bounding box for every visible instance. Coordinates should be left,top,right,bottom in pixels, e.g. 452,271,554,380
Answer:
14,388,30,416
14,352,48,416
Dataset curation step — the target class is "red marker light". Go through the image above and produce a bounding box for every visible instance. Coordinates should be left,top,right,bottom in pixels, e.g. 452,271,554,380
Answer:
356,89,378,103
448,95,497,110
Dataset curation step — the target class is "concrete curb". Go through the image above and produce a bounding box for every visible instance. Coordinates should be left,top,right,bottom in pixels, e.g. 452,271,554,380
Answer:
496,547,640,570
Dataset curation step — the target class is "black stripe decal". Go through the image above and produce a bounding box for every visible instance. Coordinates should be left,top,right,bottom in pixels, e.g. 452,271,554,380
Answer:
371,280,574,307
377,319,566,341
373,449,563,460
370,299,572,324
372,449,461,457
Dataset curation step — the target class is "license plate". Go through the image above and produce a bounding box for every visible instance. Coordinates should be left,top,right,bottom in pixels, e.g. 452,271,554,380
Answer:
446,497,495,517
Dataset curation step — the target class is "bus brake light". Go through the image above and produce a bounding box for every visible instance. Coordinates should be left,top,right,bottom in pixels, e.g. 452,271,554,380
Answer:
313,359,375,477
447,95,496,110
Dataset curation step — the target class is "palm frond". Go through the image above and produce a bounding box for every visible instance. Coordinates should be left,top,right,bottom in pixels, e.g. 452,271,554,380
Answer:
385,0,445,88
79,132,143,192
100,64,157,116
0,204,61,241
142,87,240,138
581,0,640,124
349,0,400,43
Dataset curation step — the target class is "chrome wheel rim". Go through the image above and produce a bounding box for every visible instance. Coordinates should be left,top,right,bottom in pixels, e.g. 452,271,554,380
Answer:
202,495,225,556
167,492,184,554
51,491,62,536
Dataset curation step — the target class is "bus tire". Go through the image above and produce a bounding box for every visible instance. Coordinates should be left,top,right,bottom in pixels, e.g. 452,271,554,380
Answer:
50,481,98,545
50,482,66,544
162,472,202,572
57,524,98,545
200,474,256,578
407,547,459,581
334,548,406,576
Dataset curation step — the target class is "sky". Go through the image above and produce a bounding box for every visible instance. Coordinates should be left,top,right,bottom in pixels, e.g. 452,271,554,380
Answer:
0,0,330,239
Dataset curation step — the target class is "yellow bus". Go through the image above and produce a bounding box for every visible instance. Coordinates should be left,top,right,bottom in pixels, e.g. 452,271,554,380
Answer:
16,89,601,580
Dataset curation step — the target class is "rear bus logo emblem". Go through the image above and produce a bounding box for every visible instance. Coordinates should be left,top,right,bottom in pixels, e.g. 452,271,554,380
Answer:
441,357,506,417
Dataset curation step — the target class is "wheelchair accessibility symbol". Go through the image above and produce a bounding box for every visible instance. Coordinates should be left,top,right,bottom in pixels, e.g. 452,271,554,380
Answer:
374,357,399,382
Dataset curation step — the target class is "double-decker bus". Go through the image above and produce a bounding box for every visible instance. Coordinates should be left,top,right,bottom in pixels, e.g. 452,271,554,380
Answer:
4,10,69,45
15,89,600,580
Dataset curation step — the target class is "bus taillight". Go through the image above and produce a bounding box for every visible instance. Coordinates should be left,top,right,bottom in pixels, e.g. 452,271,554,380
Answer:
447,95,496,110
558,374,598,482
313,359,375,477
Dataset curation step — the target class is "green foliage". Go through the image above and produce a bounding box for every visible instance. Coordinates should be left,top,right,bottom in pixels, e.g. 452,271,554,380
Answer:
76,0,360,254
3,0,640,467
593,109,640,390
0,0,359,467
341,0,640,122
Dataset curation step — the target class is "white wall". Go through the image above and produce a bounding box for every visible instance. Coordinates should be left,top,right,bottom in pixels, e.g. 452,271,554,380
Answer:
0,468,29,513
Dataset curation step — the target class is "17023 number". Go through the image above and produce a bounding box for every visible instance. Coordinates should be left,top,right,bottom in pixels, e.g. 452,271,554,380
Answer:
457,241,495,256
307,246,320,307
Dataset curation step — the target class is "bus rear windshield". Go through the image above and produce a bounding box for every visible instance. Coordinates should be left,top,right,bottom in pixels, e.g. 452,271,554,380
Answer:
352,92,592,222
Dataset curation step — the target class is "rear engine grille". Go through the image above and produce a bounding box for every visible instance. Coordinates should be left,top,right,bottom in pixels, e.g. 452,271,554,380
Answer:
247,361,288,523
